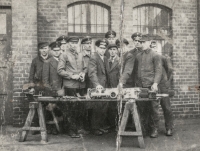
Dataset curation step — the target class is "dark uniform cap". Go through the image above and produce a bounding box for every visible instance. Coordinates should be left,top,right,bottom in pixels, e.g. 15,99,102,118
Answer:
131,32,142,40
95,39,109,47
67,37,79,43
38,42,49,49
138,34,152,42
81,36,92,44
107,44,118,50
105,30,117,38
49,41,61,50
115,38,129,47
56,35,68,44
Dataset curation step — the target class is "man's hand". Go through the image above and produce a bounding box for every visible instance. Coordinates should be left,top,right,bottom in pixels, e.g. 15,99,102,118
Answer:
151,83,158,92
71,74,80,80
29,88,35,94
79,72,85,82
96,85,104,91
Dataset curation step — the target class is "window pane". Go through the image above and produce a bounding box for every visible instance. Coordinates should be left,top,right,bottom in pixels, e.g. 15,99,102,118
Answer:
74,5,81,33
103,8,108,33
68,7,73,32
0,14,6,34
81,4,87,33
90,4,96,33
96,5,102,33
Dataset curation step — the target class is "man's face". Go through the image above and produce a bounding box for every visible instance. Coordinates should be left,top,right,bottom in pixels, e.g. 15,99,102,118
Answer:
61,43,69,52
69,41,78,50
109,47,118,57
97,45,106,56
107,37,117,44
133,39,142,48
83,41,92,51
141,41,150,50
52,49,61,58
39,46,49,57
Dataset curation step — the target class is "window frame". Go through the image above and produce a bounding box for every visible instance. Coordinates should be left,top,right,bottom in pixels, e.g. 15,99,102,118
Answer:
67,1,111,38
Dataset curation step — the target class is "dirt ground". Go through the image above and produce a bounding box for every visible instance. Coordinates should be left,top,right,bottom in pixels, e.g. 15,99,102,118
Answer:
0,119,200,151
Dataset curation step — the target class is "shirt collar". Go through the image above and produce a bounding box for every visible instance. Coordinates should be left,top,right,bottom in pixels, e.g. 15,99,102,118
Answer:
83,51,91,57
53,57,59,61
97,53,104,62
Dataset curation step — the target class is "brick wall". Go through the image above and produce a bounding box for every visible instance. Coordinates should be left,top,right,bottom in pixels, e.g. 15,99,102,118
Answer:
12,0,38,127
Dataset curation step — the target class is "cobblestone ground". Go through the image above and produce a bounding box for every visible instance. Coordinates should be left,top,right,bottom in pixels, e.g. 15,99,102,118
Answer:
0,119,200,151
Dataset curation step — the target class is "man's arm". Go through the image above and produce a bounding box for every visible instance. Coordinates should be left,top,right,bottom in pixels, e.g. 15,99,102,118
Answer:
42,60,51,88
57,53,74,79
153,54,163,84
88,57,100,88
120,53,135,85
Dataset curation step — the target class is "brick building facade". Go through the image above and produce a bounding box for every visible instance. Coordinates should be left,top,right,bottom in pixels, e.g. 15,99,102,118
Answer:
0,0,200,126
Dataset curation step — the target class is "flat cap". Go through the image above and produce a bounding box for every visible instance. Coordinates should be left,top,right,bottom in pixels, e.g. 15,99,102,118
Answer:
107,44,118,50
49,41,61,50
81,36,92,44
138,34,152,42
95,39,109,47
38,42,49,49
56,35,68,44
67,37,79,43
105,30,116,38
115,38,129,47
131,32,142,40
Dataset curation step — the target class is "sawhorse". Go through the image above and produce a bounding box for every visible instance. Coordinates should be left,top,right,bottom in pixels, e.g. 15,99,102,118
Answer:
118,100,145,148
18,102,48,143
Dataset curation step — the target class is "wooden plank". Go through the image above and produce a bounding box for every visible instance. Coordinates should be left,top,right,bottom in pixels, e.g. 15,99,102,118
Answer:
19,108,35,142
51,111,60,132
37,102,48,142
131,101,145,149
22,127,45,131
119,131,142,136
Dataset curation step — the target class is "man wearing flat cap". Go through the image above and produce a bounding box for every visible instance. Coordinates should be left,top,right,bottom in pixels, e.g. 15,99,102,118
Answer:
28,42,51,134
125,32,143,87
43,41,63,135
56,35,69,53
135,34,162,138
116,38,135,88
105,30,117,58
88,38,110,135
150,40,174,136
57,36,87,138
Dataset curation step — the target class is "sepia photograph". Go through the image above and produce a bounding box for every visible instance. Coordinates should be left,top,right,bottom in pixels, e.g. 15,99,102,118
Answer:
0,0,200,150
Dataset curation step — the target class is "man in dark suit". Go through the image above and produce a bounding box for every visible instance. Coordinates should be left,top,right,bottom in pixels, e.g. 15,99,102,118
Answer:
57,37,87,138
104,30,117,58
106,44,120,129
56,35,69,53
88,39,109,135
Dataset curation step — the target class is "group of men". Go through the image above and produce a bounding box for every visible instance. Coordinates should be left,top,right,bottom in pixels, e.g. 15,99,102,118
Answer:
28,30,174,139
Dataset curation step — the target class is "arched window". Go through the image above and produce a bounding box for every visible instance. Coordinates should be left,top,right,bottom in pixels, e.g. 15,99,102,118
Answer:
133,4,172,55
68,1,111,38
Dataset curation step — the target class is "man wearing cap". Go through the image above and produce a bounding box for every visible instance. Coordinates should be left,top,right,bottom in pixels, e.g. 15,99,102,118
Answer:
115,38,135,88
104,30,117,58
57,37,87,138
42,41,63,135
126,32,143,87
150,40,174,136
28,42,51,134
56,35,68,53
135,34,162,138
88,39,109,135
105,43,120,129
80,36,93,132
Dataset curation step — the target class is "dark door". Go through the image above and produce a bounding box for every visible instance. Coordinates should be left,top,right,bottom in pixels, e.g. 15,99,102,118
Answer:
0,6,12,124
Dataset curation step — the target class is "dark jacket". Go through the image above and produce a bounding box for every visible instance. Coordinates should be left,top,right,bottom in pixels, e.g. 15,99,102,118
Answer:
120,52,135,86
57,48,87,89
29,55,51,85
125,48,140,87
42,57,62,91
88,52,108,88
106,56,120,88
136,48,162,87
